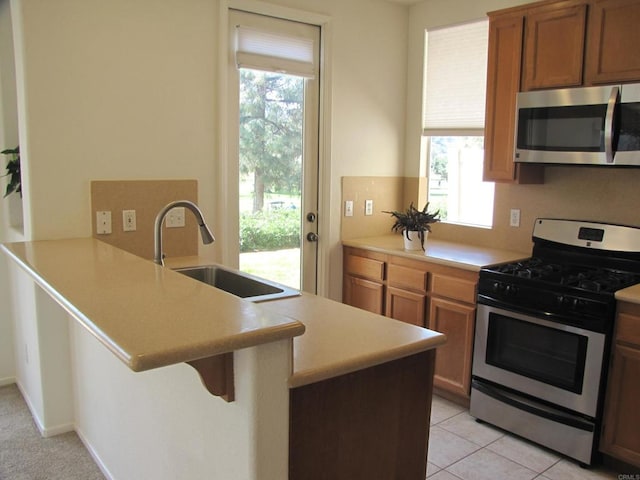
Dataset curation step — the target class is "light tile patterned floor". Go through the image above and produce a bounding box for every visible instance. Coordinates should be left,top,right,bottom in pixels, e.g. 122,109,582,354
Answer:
427,395,623,480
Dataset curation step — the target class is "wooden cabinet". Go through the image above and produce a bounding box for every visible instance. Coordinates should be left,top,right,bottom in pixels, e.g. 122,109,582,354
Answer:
483,12,545,184
343,247,478,405
522,2,587,90
585,0,640,84
484,0,640,184
427,267,478,404
343,247,385,315
601,301,640,467
386,260,429,326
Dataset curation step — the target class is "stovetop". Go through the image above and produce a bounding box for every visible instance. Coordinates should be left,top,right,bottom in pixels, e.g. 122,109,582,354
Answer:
478,219,640,332
487,257,640,295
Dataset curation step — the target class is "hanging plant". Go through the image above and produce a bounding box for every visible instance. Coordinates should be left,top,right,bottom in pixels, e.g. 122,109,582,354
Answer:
1,146,21,197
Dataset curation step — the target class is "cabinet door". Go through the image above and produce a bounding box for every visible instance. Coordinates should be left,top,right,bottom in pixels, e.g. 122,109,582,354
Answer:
601,343,640,467
428,297,476,400
343,275,384,315
386,287,426,327
522,3,587,91
586,0,640,85
483,14,544,184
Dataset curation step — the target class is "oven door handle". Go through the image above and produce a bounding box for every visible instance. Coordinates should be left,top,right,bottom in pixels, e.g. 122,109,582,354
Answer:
472,379,594,432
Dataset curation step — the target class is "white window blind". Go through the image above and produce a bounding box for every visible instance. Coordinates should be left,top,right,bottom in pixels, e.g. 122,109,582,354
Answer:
235,25,316,78
423,19,489,135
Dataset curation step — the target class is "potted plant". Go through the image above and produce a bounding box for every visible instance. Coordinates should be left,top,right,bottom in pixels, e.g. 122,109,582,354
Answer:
2,146,21,197
384,202,440,251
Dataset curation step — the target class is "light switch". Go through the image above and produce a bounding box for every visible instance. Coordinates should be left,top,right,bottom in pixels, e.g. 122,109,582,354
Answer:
510,208,521,227
345,200,354,217
166,207,185,228
365,200,373,216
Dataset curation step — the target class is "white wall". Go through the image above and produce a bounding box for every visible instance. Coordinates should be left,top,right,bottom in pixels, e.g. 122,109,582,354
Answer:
0,0,19,386
71,323,292,480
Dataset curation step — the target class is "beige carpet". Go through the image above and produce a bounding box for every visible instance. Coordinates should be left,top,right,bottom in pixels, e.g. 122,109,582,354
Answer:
0,384,105,480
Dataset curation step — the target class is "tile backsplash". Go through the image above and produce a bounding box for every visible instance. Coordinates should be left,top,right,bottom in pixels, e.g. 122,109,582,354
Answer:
91,180,198,260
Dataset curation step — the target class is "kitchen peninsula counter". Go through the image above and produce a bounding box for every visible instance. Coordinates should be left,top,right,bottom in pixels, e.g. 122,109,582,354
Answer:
1,238,445,388
343,235,529,271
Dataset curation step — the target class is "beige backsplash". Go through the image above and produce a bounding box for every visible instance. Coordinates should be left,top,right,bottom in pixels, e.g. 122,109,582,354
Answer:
91,180,198,260
342,167,640,255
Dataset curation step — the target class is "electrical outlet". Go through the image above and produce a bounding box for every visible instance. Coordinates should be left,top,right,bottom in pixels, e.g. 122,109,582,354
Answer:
122,210,137,232
345,200,354,217
166,207,185,228
510,208,521,227
365,199,373,216
96,211,112,234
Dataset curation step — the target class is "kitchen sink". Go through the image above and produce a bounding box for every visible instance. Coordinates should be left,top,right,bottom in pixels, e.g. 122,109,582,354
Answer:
173,265,300,302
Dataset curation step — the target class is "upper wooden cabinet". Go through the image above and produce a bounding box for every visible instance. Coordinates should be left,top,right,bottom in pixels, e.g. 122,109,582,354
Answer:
483,0,640,184
483,13,545,184
522,3,587,90
585,0,640,85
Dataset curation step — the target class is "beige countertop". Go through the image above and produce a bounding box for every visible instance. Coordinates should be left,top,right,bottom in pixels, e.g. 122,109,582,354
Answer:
2,238,446,388
616,284,640,304
1,238,305,372
343,235,529,271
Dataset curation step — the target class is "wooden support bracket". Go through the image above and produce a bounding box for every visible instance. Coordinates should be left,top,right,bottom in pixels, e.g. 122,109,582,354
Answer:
187,353,235,402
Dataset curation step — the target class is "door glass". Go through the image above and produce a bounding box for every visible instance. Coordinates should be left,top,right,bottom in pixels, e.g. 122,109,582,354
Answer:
238,69,304,290
486,313,588,393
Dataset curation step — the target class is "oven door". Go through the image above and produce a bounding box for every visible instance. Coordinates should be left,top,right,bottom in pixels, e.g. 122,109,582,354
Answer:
472,303,606,418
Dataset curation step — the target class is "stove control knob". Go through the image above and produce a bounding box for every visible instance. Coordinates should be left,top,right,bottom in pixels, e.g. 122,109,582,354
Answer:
505,284,518,296
492,282,505,293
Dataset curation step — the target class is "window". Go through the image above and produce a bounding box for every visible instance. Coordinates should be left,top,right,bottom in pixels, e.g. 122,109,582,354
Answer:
424,19,494,228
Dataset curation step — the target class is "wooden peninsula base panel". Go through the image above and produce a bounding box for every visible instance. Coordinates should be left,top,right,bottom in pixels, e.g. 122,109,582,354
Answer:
289,350,435,480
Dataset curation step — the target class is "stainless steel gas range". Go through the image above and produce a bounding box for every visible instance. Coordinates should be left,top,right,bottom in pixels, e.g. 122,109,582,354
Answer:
470,218,640,466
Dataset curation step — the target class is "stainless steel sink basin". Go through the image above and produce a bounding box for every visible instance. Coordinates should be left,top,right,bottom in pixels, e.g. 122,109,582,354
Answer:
173,265,300,302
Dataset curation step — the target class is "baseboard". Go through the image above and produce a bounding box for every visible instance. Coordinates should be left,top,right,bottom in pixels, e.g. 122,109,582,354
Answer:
14,380,74,437
0,376,16,387
75,426,115,480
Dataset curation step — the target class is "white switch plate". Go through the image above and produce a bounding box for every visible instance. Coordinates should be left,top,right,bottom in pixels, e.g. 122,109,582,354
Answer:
166,207,185,228
344,200,354,217
510,208,521,227
365,199,373,216
96,211,112,235
122,210,137,232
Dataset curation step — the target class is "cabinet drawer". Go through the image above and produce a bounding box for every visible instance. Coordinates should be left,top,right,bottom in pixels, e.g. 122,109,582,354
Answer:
387,264,428,293
431,274,476,304
345,254,385,282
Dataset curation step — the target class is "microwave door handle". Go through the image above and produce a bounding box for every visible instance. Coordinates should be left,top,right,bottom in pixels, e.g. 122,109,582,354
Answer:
604,86,619,163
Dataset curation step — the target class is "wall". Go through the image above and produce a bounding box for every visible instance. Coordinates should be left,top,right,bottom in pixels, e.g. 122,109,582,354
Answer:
406,0,640,254
0,0,18,386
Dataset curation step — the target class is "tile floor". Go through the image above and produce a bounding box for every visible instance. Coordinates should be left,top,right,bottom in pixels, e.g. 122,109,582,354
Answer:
427,395,622,480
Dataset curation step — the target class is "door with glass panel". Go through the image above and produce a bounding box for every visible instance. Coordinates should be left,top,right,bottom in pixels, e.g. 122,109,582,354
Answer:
228,10,320,293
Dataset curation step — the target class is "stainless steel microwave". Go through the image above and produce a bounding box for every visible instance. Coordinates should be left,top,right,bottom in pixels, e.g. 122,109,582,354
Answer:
514,83,640,166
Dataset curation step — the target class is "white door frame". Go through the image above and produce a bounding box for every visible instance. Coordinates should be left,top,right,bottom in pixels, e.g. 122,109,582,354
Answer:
215,0,332,296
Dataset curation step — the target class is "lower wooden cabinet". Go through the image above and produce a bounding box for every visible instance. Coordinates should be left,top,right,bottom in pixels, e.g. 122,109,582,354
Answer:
386,286,426,326
601,302,640,467
343,246,478,405
428,297,476,402
343,275,384,315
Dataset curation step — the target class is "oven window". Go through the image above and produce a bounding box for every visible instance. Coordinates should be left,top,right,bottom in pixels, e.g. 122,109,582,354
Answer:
517,104,606,152
486,313,588,394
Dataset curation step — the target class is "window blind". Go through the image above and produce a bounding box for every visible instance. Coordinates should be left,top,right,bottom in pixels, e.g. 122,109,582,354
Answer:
235,25,316,78
423,19,489,135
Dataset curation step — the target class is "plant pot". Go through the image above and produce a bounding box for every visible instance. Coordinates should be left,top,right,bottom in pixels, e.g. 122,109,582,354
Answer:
403,230,426,251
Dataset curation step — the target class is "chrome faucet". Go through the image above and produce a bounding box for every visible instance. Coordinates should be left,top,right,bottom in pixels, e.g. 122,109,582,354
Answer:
154,200,215,266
